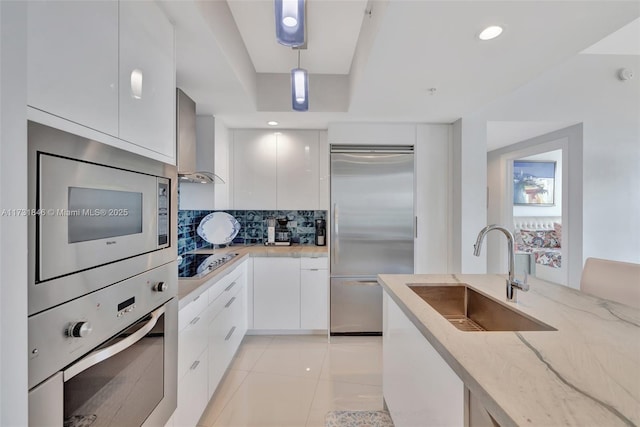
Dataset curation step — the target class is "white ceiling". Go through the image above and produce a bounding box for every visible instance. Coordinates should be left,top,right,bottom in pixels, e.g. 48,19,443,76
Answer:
160,0,640,146
582,17,640,55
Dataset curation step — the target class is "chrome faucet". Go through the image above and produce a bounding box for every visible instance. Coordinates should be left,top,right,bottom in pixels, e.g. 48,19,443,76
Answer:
473,224,529,302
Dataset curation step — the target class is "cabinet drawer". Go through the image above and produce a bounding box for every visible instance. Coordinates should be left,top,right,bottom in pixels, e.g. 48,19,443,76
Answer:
209,279,244,322
175,347,208,427
209,266,244,305
178,294,208,379
208,287,245,394
300,257,328,270
178,292,207,331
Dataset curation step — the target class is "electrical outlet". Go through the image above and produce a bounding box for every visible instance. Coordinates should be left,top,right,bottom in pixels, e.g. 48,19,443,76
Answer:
289,221,297,228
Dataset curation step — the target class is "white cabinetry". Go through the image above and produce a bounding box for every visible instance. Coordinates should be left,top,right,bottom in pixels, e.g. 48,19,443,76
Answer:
300,257,328,330
383,291,464,426
231,130,321,210
276,130,320,210
207,264,247,397
252,257,328,331
27,1,119,136
232,130,277,209
26,0,175,163
175,260,247,427
253,257,300,329
119,1,175,159
175,293,208,427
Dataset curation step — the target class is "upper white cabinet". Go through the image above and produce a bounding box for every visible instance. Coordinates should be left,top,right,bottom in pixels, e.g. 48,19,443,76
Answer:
232,130,278,210
27,1,119,136
276,130,320,210
231,129,322,210
119,1,175,159
27,0,175,163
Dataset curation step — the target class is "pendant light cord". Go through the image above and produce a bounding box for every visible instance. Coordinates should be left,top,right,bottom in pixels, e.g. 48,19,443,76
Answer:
297,49,301,68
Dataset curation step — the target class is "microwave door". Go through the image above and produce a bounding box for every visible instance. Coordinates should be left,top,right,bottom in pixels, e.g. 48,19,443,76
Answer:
38,154,159,282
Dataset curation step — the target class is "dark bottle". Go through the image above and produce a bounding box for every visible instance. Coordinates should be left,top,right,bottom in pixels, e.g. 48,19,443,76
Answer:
315,219,326,246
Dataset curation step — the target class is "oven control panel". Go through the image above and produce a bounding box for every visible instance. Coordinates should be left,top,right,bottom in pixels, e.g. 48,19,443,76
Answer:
27,261,177,390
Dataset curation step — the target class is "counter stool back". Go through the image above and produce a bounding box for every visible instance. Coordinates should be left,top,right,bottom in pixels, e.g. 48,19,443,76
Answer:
580,257,640,309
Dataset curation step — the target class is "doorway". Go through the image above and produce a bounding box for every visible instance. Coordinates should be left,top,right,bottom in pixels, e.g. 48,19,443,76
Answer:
486,124,583,289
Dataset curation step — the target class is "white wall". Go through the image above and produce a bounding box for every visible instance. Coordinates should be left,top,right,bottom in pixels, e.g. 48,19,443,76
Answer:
479,53,640,266
1,2,28,424
214,120,231,209
513,149,563,218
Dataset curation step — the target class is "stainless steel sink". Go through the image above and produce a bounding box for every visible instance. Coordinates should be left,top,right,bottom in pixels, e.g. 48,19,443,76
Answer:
408,284,556,332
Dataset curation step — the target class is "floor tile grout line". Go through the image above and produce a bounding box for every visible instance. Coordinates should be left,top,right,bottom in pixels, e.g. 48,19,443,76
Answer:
304,341,331,426
202,368,251,426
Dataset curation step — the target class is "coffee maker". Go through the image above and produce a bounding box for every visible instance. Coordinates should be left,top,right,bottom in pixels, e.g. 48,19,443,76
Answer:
315,219,326,246
275,218,291,245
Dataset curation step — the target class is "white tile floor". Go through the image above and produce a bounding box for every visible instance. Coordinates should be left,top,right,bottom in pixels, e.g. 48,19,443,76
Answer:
198,335,384,427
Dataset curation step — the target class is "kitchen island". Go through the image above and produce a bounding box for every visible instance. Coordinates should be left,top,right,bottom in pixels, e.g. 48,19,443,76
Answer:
379,273,640,426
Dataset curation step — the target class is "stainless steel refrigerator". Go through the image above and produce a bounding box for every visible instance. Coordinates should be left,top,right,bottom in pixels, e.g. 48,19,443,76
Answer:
330,145,414,335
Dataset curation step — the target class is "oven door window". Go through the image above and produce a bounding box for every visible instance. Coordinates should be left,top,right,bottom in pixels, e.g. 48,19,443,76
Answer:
64,312,165,427
68,187,143,243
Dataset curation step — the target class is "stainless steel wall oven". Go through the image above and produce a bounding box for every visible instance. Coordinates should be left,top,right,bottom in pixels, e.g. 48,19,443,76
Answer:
27,122,178,427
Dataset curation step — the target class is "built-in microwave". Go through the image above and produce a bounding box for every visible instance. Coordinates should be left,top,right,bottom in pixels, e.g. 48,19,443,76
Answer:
27,121,177,316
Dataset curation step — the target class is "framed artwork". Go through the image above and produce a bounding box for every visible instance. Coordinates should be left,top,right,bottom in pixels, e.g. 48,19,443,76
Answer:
513,160,556,206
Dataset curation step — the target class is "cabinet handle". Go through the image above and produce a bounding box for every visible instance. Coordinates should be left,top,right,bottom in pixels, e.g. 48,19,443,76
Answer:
225,297,236,308
193,295,201,302
225,281,236,292
224,326,236,341
190,360,200,370
333,203,339,265
190,316,200,325
310,268,319,271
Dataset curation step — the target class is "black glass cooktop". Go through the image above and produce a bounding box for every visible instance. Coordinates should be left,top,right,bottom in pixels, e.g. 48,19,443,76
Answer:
178,253,238,279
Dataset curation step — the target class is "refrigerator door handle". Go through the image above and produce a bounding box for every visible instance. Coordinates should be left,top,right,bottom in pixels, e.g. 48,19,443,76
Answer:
349,280,379,286
333,203,339,265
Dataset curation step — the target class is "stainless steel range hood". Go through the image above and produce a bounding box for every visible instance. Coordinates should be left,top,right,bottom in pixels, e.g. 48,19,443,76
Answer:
176,88,224,184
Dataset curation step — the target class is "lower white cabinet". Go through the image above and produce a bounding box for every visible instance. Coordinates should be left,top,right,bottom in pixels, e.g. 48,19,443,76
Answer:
252,256,328,331
253,257,301,329
174,259,247,427
174,347,208,427
300,258,328,330
383,291,464,426
207,273,247,397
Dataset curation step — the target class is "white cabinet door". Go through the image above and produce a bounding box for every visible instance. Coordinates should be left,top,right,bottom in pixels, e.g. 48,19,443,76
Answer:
276,130,320,210
232,130,277,209
253,257,300,329
383,292,464,426
300,268,328,330
27,0,119,136
119,1,175,160
174,347,208,427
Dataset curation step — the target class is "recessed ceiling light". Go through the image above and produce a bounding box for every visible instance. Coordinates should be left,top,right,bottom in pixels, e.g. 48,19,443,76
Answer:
268,121,279,126
478,25,503,41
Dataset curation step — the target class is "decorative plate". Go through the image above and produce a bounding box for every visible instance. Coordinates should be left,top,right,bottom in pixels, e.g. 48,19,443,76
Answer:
197,212,241,245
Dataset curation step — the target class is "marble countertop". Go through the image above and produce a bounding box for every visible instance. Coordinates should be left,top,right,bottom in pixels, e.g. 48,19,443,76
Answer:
378,273,640,427
178,244,328,306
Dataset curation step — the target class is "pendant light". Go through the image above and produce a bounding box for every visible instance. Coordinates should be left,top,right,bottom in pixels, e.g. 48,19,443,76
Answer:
291,50,308,111
275,0,305,47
